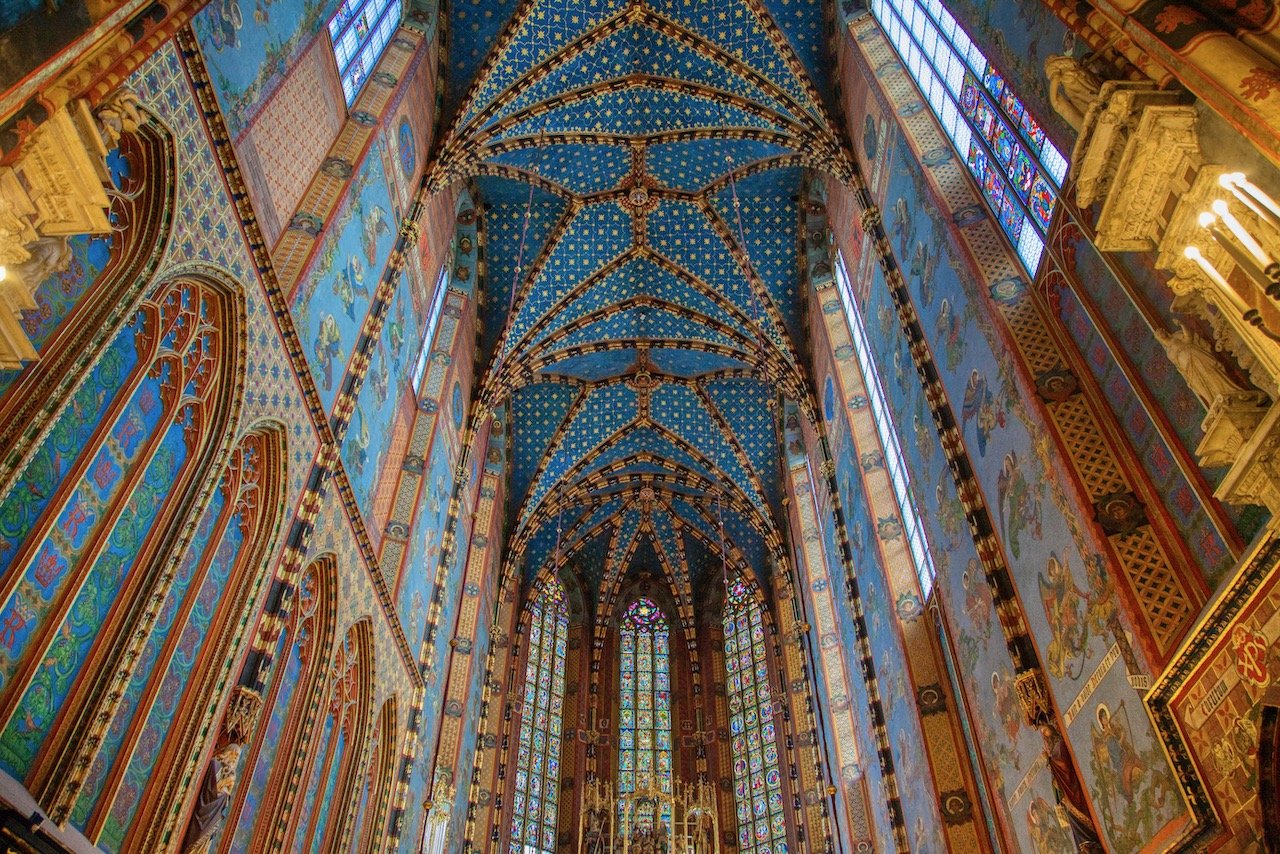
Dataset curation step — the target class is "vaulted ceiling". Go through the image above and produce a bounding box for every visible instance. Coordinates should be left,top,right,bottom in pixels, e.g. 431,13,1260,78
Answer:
431,0,854,615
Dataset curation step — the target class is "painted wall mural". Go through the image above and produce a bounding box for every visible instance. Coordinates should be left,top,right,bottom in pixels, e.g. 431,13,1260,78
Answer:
291,135,397,413
838,251,1061,853
849,79,1190,851
341,267,424,531
827,410,944,851
193,0,341,138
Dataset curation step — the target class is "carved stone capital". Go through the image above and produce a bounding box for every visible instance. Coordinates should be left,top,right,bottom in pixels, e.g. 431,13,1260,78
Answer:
1072,82,1185,209
1196,391,1272,469
1211,400,1280,518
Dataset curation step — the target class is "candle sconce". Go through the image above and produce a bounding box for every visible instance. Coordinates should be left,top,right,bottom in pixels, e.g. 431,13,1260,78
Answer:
1187,173,1280,342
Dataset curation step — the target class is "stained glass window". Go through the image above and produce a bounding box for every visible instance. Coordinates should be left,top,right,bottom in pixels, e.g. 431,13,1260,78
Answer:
412,265,450,395
869,0,1069,274
723,580,788,853
834,252,940,598
328,0,403,105
510,580,569,854
618,597,673,829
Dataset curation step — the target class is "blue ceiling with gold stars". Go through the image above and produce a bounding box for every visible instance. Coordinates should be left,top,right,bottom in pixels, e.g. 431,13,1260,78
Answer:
433,0,853,607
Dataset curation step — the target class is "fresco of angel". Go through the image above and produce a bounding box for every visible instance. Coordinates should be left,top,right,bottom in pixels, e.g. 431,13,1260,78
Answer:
960,559,992,640
362,203,391,265
961,369,1005,457
1027,794,1072,853
350,407,371,472
991,669,1023,752
313,313,343,390
1038,551,1091,679
934,297,964,371
935,480,964,548
997,450,1042,559
891,196,914,257
334,254,370,320
1087,700,1173,847
909,239,937,307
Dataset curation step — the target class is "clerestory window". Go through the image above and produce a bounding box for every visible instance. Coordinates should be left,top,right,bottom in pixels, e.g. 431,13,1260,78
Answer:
328,0,403,105
870,0,1069,274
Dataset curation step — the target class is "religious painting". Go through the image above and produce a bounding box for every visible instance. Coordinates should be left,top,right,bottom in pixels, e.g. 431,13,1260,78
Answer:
193,0,338,137
341,269,422,534
291,138,396,412
867,96,1193,850
996,451,1042,559
960,368,1005,458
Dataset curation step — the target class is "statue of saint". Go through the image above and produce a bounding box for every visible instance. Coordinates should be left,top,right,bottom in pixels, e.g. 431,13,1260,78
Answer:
585,807,606,854
1044,55,1101,130
1040,725,1103,852
1155,322,1248,407
181,742,243,854
11,236,72,288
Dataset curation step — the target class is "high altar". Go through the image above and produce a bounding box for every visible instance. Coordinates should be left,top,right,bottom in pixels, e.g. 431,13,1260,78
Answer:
578,779,721,854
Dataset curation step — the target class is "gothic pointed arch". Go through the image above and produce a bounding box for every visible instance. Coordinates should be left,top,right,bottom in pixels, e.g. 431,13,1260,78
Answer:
355,695,400,852
0,270,246,826
99,422,289,851
615,594,675,822
289,617,376,853
720,576,788,852
504,575,571,854
221,554,340,853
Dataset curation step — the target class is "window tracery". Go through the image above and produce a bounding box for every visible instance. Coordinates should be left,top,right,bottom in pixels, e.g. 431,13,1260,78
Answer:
328,0,404,105
723,579,787,853
870,0,1069,273
412,264,450,396
618,597,673,829
0,276,241,784
510,580,568,854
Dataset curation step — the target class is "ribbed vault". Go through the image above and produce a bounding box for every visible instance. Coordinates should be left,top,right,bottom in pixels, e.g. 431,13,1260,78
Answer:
433,0,853,607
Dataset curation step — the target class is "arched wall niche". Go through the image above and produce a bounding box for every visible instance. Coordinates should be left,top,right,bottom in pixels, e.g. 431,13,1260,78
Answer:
0,267,248,831
356,695,401,851
116,420,289,852
287,617,375,853
221,554,340,853
0,113,178,479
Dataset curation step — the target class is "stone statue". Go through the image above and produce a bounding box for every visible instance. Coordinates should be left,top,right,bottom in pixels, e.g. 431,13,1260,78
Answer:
11,236,72,288
585,807,606,854
1040,725,1103,852
1155,321,1249,407
181,742,243,854
95,89,145,148
1044,55,1101,130
0,196,33,271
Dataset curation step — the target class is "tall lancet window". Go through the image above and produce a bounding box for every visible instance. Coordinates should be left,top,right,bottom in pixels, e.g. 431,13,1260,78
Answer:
618,598,673,815
511,580,568,854
723,579,788,852
328,0,403,105
869,0,1069,274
